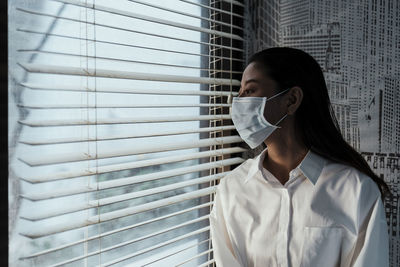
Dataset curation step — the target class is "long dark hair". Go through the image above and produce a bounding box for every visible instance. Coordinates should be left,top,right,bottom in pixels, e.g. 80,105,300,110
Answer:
248,47,392,201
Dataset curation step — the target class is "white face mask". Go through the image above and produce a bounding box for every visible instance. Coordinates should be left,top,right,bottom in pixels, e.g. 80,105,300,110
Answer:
231,89,289,149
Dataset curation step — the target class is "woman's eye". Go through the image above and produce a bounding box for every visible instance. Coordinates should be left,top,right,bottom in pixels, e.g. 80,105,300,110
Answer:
238,88,255,97
244,88,254,95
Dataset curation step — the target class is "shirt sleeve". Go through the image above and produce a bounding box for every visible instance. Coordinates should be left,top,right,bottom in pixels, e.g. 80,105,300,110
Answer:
350,186,390,267
209,186,243,267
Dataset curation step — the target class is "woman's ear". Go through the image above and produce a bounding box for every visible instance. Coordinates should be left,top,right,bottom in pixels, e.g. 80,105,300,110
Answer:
286,86,303,115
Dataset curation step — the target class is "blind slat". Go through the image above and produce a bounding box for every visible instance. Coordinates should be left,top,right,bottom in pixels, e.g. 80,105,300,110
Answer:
48,215,210,267
21,202,213,259
98,158,241,190
20,125,236,145
18,49,243,74
19,103,232,109
19,114,232,127
222,0,245,7
137,238,212,267
19,63,241,85
20,136,242,166
54,0,243,41
20,186,216,238
22,157,243,200
17,28,245,62
21,147,245,183
102,226,211,267
94,185,215,223
16,8,244,52
198,258,216,267
127,0,243,30
23,172,225,220
178,0,244,19
21,82,239,96
175,248,213,267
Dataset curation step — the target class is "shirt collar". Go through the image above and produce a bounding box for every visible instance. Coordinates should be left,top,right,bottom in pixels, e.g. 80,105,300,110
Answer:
243,147,327,185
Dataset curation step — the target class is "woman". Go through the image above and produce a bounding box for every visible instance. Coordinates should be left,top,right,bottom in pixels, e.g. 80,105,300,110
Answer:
209,47,391,267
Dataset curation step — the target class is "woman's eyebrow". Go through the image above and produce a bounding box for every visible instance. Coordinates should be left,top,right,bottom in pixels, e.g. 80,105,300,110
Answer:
239,79,260,89
244,79,261,85
239,79,261,95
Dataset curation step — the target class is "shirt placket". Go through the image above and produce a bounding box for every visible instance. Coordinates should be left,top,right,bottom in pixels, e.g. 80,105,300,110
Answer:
276,188,291,267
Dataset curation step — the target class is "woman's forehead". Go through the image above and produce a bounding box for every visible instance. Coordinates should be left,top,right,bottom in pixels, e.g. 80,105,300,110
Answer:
241,63,276,88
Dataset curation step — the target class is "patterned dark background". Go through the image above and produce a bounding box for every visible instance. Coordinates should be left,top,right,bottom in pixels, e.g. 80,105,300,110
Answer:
243,0,399,266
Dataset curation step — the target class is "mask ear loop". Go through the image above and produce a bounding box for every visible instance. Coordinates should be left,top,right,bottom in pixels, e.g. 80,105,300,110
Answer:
267,87,291,127
275,113,288,128
265,87,290,102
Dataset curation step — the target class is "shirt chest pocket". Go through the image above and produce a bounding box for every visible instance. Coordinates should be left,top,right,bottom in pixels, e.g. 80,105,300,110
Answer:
300,226,344,267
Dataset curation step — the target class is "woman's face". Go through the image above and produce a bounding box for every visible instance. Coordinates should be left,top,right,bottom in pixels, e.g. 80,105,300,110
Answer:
239,62,288,126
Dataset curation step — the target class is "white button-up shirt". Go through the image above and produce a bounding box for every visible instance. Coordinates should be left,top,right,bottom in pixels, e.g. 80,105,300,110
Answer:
209,148,389,267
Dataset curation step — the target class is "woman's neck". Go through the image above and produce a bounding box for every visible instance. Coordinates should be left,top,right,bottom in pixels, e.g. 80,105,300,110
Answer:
262,130,308,185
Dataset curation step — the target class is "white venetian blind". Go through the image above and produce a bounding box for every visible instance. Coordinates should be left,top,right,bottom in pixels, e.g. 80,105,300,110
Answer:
9,0,245,266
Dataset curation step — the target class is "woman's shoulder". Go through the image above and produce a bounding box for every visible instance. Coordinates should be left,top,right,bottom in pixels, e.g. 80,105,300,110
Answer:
216,157,255,192
322,159,381,198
